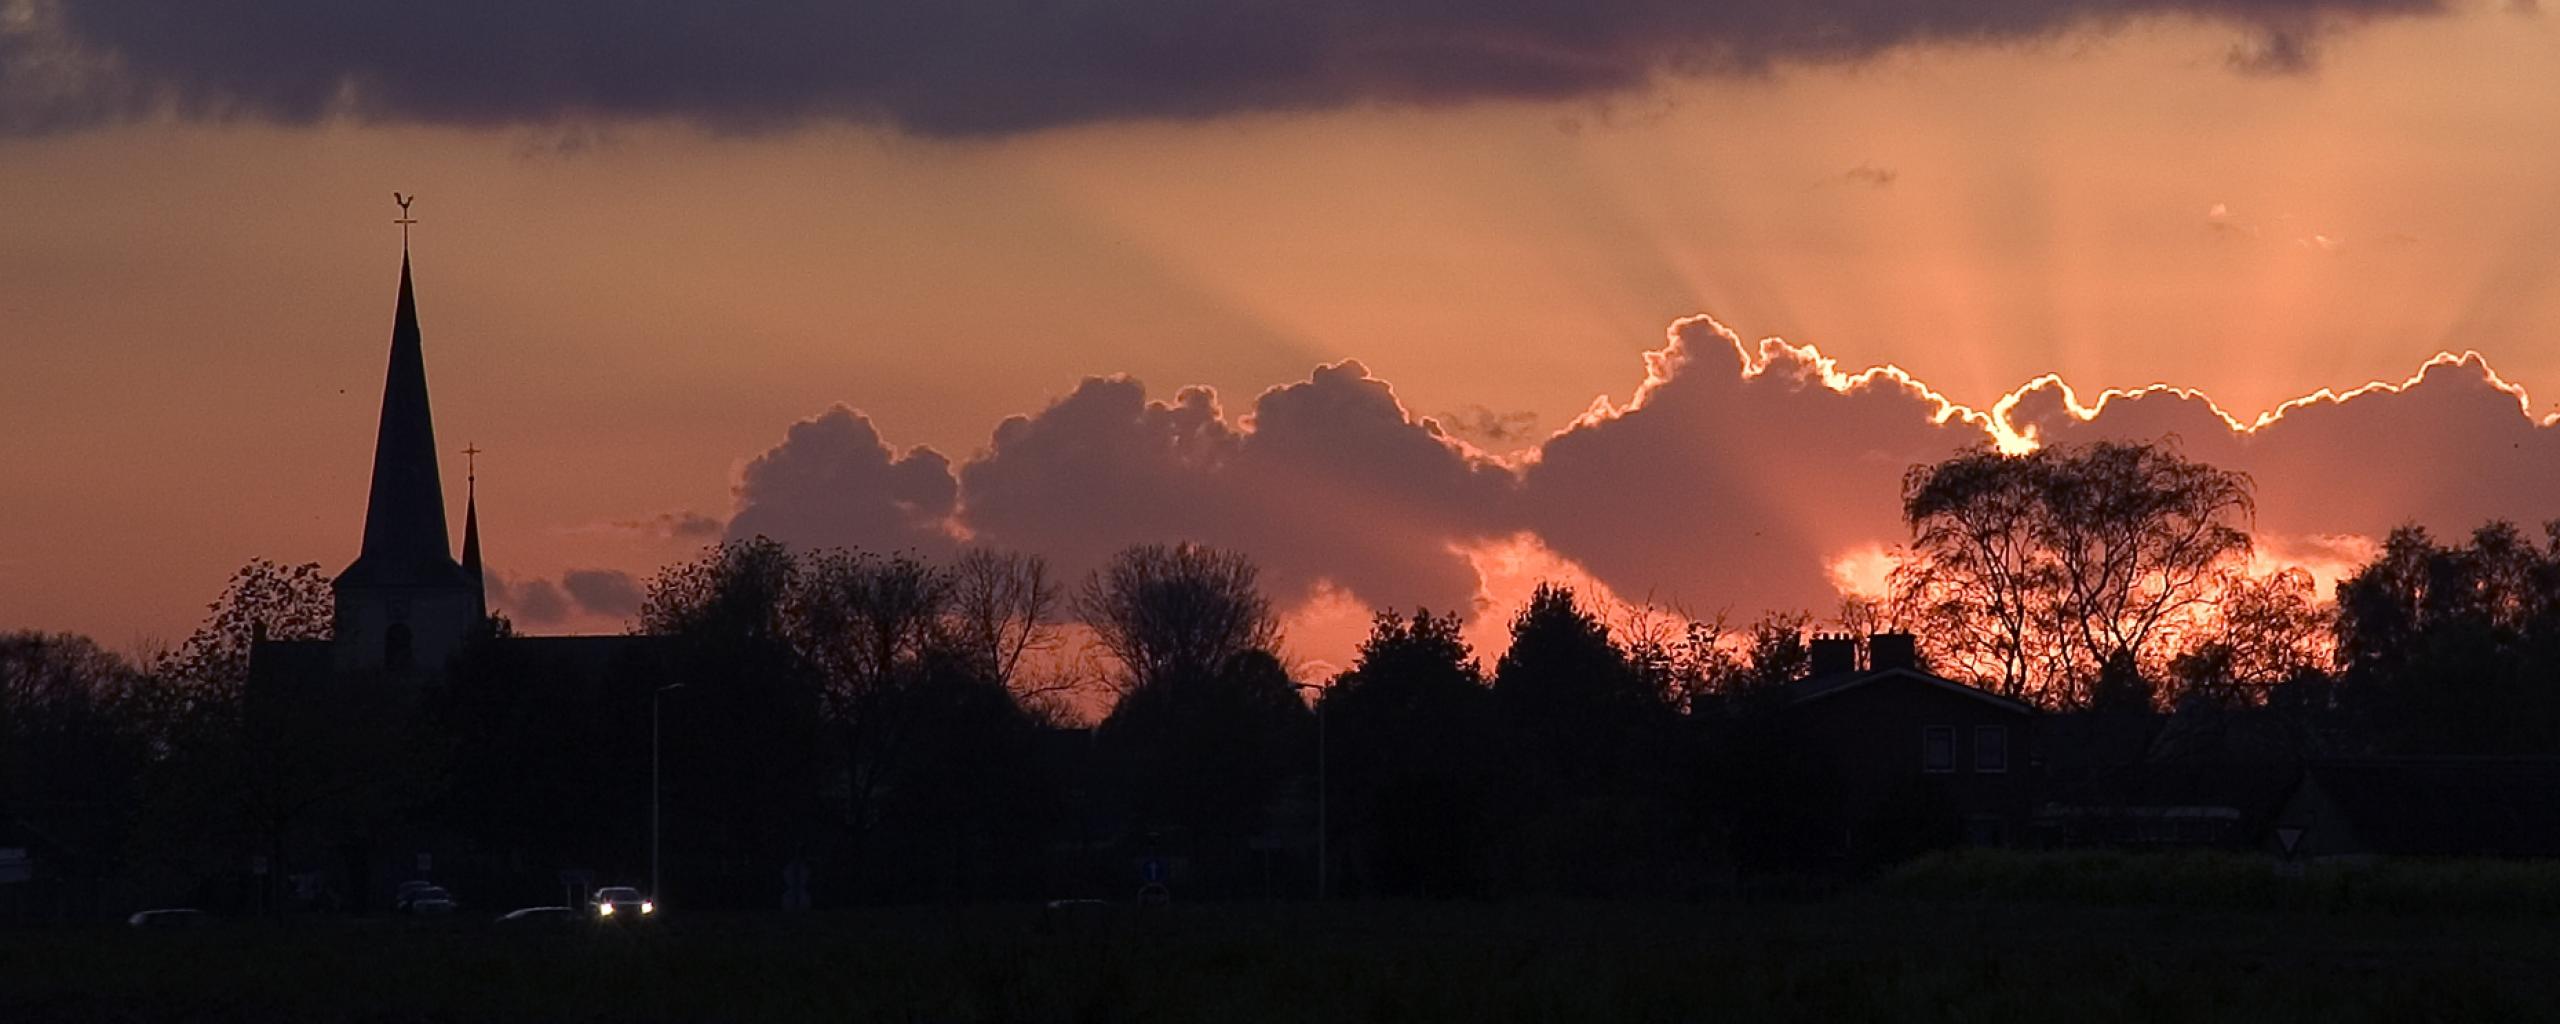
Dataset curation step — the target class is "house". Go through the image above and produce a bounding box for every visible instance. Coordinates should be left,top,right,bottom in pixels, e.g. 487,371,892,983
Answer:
2030,703,2304,851
2267,757,2560,862
1779,633,2038,861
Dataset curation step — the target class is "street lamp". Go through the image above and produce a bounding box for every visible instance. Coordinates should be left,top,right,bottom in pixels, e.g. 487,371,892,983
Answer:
652,683,685,901
1291,681,1329,902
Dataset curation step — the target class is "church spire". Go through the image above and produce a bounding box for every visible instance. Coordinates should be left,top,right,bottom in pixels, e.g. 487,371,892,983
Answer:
338,232,467,590
330,198,481,674
460,442,483,581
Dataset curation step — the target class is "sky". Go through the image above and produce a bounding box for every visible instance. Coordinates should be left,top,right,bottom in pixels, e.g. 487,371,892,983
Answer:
4,1,2559,673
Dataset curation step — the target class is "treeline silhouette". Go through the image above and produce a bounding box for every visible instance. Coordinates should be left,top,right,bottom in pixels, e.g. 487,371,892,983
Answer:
7,440,2560,914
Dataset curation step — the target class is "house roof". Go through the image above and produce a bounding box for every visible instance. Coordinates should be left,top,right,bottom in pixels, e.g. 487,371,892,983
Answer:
1784,665,2036,715
2290,757,2560,859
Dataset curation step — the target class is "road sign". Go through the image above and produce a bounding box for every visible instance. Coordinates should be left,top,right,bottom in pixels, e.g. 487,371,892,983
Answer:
2275,827,2305,855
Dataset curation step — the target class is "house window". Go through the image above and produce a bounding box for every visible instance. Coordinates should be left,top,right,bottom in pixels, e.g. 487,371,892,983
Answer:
1976,725,2009,774
1922,726,1956,773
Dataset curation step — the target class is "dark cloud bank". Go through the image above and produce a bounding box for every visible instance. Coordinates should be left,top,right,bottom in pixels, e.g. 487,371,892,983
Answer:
694,317,2560,631
3,0,2442,137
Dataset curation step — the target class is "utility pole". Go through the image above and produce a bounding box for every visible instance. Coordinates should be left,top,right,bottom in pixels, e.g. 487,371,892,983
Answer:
652,683,685,899
1292,681,1329,901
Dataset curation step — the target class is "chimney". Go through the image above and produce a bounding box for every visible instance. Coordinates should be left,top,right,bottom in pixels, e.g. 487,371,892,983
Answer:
1870,632,1919,672
1809,633,1858,677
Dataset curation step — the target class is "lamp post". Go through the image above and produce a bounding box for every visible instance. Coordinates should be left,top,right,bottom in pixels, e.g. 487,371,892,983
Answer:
1291,681,1329,902
651,683,685,900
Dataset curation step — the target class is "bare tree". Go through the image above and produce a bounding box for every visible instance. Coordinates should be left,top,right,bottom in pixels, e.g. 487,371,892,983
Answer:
2170,568,2335,706
1898,440,2254,707
791,549,952,837
949,549,1062,695
1077,543,1280,693
796,549,950,705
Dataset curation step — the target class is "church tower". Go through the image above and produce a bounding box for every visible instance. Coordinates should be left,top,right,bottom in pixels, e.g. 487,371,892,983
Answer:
333,239,484,674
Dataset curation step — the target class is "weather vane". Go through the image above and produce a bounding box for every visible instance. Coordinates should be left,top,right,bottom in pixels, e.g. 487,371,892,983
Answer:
393,192,418,249
462,443,482,482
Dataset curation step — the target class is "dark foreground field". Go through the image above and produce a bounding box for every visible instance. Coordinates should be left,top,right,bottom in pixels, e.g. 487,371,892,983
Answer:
8,862,2560,1023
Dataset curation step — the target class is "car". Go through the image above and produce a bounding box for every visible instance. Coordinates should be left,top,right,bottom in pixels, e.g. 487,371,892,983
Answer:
392,880,438,911
404,886,457,915
1035,898,1114,936
495,906,579,928
586,886,655,921
126,908,211,929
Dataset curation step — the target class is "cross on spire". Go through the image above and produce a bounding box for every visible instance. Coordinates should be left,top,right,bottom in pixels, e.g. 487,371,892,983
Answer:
393,192,418,250
462,442,482,482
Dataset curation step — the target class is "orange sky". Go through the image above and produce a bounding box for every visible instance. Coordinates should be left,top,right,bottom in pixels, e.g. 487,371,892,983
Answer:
4,8,2558,668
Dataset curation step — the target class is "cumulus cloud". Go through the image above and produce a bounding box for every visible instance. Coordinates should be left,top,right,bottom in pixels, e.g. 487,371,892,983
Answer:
699,317,2555,667
2006,351,2560,560
561,568,646,619
488,568,648,626
487,572,568,626
725,404,958,557
0,0,2444,137
1520,316,1990,617
956,362,1514,613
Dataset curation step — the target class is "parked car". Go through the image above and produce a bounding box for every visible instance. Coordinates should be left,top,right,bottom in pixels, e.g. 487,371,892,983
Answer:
586,886,654,921
392,880,437,911
404,886,457,915
126,908,211,929
1035,898,1114,936
495,906,579,928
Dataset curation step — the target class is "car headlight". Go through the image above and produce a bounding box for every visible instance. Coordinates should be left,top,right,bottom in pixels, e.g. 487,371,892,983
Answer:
598,903,614,916
640,901,655,915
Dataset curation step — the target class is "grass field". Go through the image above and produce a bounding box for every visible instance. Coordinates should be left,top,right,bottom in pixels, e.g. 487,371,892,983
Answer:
7,859,2560,1022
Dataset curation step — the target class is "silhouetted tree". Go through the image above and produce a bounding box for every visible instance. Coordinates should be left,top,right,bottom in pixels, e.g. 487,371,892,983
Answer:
1084,545,1305,891
1323,609,1494,897
851,648,1054,900
1494,584,1669,780
152,559,334,714
1490,583,1683,894
2168,567,2335,709
949,548,1062,697
1097,649,1310,890
1737,611,1815,693
2333,521,2560,753
1898,440,2254,707
144,560,418,914
0,632,152,915
1616,603,1730,713
638,538,826,905
789,547,1055,897
1078,543,1280,693
795,549,948,843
